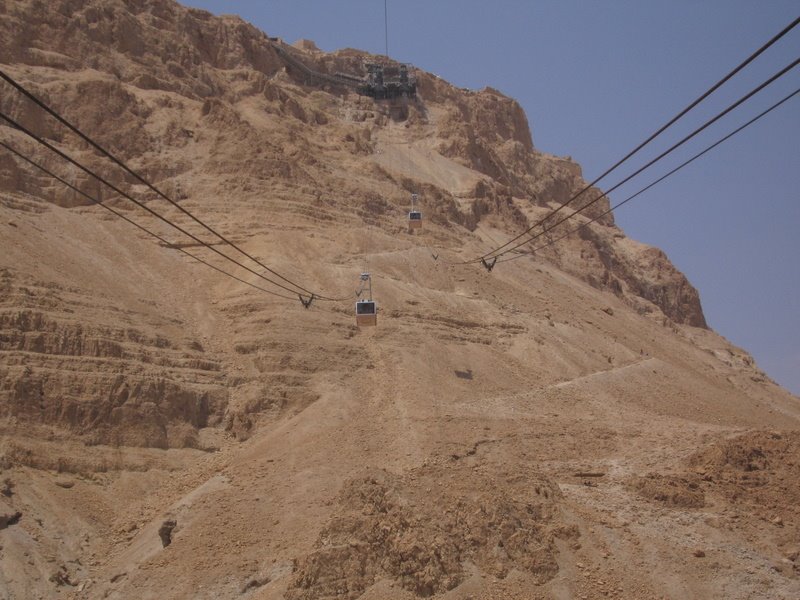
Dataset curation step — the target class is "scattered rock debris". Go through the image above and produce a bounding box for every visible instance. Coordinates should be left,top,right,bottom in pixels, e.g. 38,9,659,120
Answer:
241,576,270,593
0,511,22,529
49,565,77,587
158,519,177,547
287,465,574,599
629,473,705,508
454,368,473,380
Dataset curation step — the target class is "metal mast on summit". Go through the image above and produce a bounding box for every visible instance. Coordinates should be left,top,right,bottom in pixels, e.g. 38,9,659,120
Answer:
384,0,389,59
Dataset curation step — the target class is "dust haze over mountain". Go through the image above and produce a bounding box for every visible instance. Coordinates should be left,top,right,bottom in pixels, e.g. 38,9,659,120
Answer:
0,1,799,598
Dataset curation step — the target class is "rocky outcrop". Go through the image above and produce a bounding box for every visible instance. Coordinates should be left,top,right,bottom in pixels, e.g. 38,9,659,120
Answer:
0,0,284,98
288,465,572,599
573,225,707,327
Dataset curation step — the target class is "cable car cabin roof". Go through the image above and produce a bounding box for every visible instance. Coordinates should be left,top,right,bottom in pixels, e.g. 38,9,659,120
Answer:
408,211,422,220
356,300,377,315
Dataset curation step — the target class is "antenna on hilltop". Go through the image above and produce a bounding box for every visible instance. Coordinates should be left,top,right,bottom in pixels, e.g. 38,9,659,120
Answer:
384,0,389,58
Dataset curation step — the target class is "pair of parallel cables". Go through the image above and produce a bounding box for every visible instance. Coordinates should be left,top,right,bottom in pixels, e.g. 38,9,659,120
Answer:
0,70,354,306
452,15,800,270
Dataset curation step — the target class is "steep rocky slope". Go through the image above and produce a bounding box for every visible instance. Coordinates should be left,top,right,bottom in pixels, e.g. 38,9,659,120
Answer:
0,1,798,599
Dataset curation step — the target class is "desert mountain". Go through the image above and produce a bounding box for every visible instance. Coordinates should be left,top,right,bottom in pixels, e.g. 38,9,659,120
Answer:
0,1,798,598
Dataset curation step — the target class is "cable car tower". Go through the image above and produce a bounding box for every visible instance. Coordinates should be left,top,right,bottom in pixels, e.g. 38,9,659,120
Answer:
408,192,422,231
355,272,377,326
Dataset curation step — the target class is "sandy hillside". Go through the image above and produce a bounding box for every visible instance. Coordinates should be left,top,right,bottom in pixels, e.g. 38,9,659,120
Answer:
0,1,799,599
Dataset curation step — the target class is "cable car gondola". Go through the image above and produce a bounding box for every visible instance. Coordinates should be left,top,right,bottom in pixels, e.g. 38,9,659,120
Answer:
408,193,422,231
355,299,377,326
355,272,377,326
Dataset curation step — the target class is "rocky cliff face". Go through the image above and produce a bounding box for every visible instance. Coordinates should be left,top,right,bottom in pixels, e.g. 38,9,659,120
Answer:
0,0,706,327
0,1,796,599
0,0,710,447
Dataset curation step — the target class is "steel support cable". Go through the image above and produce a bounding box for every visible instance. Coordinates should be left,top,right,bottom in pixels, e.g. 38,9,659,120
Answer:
473,56,800,263
0,139,298,301
0,69,342,302
0,110,323,301
456,15,800,264
426,231,525,268
497,86,800,265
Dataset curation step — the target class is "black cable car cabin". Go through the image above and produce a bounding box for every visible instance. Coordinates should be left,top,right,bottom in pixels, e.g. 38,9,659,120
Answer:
408,210,422,230
355,299,377,326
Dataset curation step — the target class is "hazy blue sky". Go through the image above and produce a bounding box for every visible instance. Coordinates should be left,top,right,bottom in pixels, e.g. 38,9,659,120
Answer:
183,1,799,395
